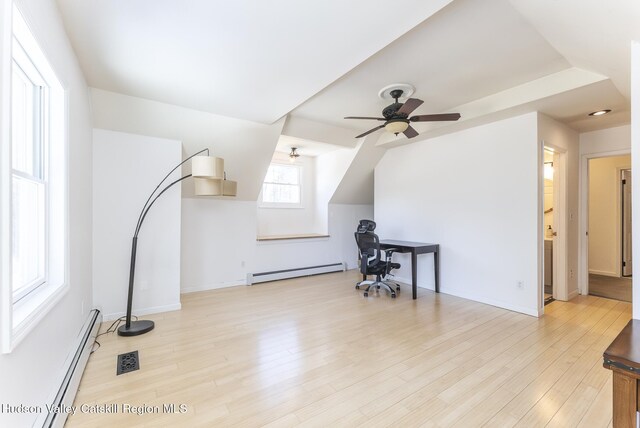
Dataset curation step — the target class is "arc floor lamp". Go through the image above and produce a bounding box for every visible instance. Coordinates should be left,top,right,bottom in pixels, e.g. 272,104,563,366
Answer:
118,148,237,336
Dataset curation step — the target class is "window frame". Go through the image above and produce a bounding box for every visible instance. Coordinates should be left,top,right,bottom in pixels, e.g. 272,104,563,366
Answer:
1,4,69,354
10,37,49,303
259,162,303,208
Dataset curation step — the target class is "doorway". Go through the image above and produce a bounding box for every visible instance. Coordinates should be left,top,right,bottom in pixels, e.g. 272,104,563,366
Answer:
586,155,632,302
541,145,567,309
543,149,555,304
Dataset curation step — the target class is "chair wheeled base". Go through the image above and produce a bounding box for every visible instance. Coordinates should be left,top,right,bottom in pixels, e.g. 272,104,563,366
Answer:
356,277,401,298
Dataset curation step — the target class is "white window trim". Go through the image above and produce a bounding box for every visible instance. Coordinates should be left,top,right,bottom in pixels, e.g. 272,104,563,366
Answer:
259,161,304,209
1,4,69,354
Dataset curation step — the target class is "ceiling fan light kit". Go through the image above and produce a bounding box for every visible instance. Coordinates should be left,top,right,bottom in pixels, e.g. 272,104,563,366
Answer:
385,120,409,134
345,87,461,139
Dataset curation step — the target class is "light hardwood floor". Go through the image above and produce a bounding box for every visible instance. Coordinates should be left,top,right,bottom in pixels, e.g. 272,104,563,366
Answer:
67,271,630,427
589,274,632,303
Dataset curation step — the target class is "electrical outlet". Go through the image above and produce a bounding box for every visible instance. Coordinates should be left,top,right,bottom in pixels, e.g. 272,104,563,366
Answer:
570,270,574,279
517,280,524,289
241,260,245,268
140,280,149,291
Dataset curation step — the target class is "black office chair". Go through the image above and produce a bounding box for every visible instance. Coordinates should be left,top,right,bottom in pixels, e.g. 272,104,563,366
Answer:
354,222,401,298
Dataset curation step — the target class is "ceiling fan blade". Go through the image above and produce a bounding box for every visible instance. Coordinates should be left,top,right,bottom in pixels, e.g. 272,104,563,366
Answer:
355,124,385,138
410,113,461,122
344,116,386,121
397,98,424,116
403,126,419,139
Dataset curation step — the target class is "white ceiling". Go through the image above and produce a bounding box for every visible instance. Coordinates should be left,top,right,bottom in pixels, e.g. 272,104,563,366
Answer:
55,0,455,124
274,135,346,157
55,0,639,139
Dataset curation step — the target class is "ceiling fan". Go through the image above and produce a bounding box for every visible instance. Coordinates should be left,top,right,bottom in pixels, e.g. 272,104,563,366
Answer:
345,89,461,139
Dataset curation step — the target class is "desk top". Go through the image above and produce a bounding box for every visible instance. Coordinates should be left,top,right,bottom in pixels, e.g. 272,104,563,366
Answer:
604,319,640,372
380,240,438,250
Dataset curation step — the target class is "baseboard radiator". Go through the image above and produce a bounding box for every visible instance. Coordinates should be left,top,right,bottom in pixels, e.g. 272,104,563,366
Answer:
247,262,345,285
43,309,101,428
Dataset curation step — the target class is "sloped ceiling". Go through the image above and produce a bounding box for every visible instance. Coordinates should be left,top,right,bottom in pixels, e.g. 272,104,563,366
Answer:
55,0,454,124
56,0,638,137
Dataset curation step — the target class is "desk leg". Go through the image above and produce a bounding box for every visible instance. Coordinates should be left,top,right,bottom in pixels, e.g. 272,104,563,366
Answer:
612,371,638,428
434,249,440,294
412,251,417,300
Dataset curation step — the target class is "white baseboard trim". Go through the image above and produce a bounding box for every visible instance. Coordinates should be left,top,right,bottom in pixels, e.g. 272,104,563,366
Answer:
389,276,538,317
181,280,246,294
392,276,435,291
102,303,181,321
248,262,345,285
588,269,618,277
567,289,580,300
446,290,540,317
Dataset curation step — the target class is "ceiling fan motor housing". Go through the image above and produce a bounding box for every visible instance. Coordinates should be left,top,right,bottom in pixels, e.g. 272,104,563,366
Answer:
383,103,405,119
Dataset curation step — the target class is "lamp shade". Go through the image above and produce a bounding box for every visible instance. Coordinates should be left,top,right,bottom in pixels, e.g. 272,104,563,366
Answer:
194,178,223,196
192,156,224,179
223,180,237,196
385,121,409,134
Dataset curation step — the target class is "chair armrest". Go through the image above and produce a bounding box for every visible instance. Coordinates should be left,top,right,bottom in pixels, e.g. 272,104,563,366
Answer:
383,247,399,257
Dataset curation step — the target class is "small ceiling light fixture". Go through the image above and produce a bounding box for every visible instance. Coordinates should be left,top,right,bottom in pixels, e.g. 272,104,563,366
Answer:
384,120,409,135
588,109,611,116
289,147,300,163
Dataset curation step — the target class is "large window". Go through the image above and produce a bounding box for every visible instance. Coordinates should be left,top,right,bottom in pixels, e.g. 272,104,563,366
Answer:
260,163,302,207
11,35,47,302
2,5,67,352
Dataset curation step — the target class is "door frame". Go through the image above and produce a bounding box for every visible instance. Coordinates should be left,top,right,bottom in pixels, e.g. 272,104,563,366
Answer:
578,149,631,295
541,143,568,305
621,168,632,277
539,141,568,315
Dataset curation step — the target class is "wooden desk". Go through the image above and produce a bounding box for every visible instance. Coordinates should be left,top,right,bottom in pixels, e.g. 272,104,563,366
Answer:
603,319,640,427
379,240,439,300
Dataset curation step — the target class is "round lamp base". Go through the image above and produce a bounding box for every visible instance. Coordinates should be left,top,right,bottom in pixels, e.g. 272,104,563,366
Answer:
117,320,155,336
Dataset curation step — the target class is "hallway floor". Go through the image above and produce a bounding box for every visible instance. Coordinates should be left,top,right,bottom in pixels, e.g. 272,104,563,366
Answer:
589,274,632,302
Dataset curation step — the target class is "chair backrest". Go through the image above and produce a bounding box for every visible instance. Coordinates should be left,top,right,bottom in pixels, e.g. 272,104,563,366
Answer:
357,219,376,234
354,229,381,274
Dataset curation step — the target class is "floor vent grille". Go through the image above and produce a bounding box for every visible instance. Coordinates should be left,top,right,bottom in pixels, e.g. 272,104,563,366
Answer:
117,351,140,375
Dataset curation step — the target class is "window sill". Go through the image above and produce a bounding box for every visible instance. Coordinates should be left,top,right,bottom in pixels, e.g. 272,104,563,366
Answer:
256,233,330,242
257,204,304,209
5,282,68,353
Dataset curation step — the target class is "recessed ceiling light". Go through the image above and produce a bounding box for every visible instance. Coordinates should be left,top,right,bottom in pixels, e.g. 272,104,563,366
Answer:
588,109,611,116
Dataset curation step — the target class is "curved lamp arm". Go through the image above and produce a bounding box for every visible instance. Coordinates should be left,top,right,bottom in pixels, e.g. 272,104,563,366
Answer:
118,149,213,337
134,148,209,236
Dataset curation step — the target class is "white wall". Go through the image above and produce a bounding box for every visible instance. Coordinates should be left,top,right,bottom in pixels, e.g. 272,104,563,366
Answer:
631,41,640,319
181,201,373,293
375,113,540,316
0,0,93,426
332,135,386,204
538,113,580,301
588,155,631,277
257,153,320,236
93,130,182,319
580,124,631,156
314,145,359,232
90,88,285,201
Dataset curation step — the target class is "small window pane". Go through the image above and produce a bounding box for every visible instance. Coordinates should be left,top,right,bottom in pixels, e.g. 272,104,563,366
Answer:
262,183,300,204
11,175,45,297
11,64,35,176
265,165,299,185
